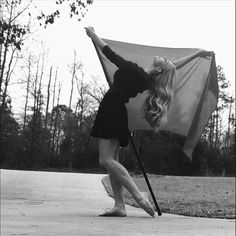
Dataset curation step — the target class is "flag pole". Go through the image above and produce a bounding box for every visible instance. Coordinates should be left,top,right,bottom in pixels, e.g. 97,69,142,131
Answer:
129,132,162,216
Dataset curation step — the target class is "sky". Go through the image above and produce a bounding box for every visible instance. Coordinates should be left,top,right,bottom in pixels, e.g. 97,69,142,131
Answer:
10,0,235,123
40,0,235,82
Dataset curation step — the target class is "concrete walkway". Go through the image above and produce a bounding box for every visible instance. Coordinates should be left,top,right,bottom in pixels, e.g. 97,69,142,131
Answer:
1,169,235,236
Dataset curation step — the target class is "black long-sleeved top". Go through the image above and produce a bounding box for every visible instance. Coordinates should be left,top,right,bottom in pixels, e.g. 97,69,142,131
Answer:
102,45,150,103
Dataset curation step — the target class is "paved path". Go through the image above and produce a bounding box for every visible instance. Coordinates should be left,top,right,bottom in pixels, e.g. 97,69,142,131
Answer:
1,169,235,236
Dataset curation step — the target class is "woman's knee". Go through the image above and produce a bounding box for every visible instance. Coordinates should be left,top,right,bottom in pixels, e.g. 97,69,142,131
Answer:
99,158,115,170
98,139,118,168
99,158,108,168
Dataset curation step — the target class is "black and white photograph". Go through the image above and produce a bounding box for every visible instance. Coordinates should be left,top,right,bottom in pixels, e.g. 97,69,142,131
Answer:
0,0,235,235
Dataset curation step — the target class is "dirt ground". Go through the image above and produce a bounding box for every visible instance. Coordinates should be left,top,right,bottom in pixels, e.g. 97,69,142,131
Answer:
103,174,235,218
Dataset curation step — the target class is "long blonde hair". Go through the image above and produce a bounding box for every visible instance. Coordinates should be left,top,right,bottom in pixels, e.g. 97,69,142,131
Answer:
144,58,176,131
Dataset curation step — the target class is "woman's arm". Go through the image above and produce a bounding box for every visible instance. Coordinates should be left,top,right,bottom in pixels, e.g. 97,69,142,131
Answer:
85,27,107,51
84,26,126,68
85,26,145,75
173,49,214,70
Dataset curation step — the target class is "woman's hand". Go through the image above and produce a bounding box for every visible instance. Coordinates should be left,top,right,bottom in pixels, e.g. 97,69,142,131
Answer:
84,26,96,39
196,49,214,58
84,26,107,51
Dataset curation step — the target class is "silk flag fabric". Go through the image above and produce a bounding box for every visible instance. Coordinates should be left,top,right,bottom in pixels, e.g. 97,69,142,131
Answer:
93,39,218,160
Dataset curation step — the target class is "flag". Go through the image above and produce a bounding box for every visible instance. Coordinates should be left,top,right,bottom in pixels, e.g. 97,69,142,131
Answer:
93,39,218,160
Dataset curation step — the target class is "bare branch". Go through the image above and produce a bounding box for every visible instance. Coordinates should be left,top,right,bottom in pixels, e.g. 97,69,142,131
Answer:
10,0,32,23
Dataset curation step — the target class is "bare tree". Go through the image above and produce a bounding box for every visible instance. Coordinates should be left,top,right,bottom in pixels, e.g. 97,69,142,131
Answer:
22,54,32,133
203,65,234,149
0,0,31,158
51,80,62,161
226,99,235,147
68,51,77,109
49,66,58,132
48,66,58,166
45,66,52,129
73,70,86,163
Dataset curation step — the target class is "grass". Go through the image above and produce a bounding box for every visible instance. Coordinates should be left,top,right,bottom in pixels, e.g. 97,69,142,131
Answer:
102,174,235,219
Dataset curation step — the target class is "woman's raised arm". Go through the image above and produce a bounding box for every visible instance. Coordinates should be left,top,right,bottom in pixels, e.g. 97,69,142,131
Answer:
173,49,214,70
85,26,107,51
84,26,145,74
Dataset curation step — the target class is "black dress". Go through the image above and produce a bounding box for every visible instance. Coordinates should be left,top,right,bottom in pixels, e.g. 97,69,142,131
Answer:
91,45,150,147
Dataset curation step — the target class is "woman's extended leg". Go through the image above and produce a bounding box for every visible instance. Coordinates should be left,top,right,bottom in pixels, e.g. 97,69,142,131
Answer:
99,139,155,217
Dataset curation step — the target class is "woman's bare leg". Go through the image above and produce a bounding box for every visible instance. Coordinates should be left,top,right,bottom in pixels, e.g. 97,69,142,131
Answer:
99,139,155,217
101,147,126,216
109,147,126,208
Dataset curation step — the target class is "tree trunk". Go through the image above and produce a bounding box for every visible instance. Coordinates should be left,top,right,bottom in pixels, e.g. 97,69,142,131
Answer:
74,72,86,168
23,58,31,132
55,125,61,155
50,81,62,166
33,57,40,119
0,49,16,115
226,103,232,148
48,67,58,164
69,51,76,109
22,55,31,162
50,67,58,133
36,54,45,128
45,66,52,129
208,115,213,147
30,57,40,162
212,112,216,148
0,2,13,94
214,108,219,148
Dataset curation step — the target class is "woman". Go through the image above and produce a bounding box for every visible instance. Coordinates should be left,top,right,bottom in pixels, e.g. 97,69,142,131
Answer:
85,27,213,218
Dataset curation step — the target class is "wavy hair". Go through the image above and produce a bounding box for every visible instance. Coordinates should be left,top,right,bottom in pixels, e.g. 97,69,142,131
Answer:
144,58,176,131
